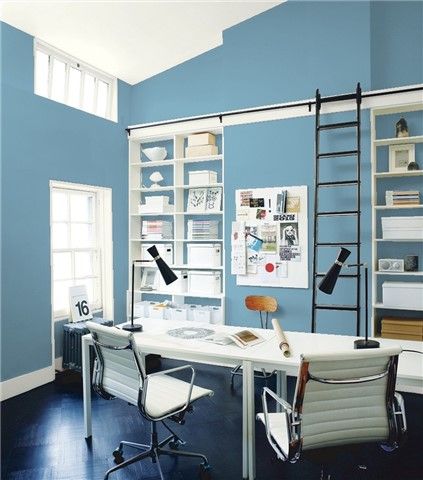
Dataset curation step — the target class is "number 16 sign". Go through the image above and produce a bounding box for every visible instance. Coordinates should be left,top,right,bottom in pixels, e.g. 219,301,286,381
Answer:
69,285,93,322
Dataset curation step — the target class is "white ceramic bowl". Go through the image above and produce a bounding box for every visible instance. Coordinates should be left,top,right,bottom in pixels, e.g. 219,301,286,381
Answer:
143,147,167,162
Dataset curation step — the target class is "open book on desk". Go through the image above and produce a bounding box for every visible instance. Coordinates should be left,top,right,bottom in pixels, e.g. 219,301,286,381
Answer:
202,330,265,348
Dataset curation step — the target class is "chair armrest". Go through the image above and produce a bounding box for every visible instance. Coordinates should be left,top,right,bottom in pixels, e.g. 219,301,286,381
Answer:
141,365,195,421
258,387,294,461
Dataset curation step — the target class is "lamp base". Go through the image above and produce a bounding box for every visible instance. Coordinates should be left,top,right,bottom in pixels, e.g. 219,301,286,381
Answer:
354,338,380,349
121,323,143,332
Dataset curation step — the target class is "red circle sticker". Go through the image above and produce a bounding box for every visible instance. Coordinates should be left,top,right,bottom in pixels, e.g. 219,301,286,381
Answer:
265,263,275,273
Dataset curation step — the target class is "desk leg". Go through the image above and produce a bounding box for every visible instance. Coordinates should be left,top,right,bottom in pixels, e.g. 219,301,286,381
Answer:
276,370,287,413
242,362,249,479
82,336,92,438
244,360,256,480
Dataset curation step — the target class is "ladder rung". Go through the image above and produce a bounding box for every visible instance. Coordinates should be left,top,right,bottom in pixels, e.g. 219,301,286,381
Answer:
318,150,359,159
317,210,359,217
320,93,358,103
317,180,358,187
315,304,359,311
315,273,358,278
316,242,359,247
318,121,358,131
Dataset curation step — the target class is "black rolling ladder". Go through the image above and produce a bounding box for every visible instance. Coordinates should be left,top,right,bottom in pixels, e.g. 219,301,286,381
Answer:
311,83,362,334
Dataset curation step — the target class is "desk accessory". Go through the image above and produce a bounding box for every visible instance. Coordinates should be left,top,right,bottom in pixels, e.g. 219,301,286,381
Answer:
167,327,214,339
123,245,177,332
271,318,291,357
319,248,379,349
229,330,265,348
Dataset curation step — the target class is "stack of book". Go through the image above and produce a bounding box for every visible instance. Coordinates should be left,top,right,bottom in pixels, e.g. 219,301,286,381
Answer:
381,317,423,341
141,220,173,240
187,220,219,240
385,190,420,206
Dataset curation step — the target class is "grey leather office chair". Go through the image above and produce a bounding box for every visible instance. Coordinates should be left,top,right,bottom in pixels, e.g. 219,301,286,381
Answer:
257,347,407,478
86,321,214,480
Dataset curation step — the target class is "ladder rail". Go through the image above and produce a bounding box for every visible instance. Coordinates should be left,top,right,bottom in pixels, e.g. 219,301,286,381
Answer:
311,83,362,335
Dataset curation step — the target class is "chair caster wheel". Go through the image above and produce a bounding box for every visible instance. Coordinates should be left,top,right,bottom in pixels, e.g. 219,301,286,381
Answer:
200,462,212,479
169,441,179,450
113,449,124,464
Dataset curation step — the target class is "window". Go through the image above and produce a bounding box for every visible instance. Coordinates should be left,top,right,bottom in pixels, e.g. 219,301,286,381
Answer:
50,181,113,319
34,40,117,121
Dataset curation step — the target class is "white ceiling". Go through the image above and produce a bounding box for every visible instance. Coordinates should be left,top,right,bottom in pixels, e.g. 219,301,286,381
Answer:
0,1,282,85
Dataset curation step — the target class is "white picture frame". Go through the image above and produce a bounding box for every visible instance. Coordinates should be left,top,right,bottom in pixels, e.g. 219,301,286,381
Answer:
187,188,207,212
205,187,222,212
140,268,159,290
388,144,415,172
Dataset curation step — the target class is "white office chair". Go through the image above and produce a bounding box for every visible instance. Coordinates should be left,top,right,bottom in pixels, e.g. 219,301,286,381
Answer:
86,321,214,480
257,347,407,478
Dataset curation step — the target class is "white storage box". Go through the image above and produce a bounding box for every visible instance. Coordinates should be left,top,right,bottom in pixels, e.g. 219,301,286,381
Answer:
185,145,218,158
187,132,216,147
188,170,217,186
169,307,188,322
145,195,169,207
209,306,223,325
382,282,423,310
159,270,188,294
192,308,211,324
382,216,423,240
188,271,221,295
139,203,174,214
187,243,221,267
147,302,167,319
140,244,173,265
132,301,149,318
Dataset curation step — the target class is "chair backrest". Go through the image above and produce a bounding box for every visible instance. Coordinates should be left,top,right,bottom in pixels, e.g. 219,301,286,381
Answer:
291,347,401,456
86,322,145,406
245,295,278,313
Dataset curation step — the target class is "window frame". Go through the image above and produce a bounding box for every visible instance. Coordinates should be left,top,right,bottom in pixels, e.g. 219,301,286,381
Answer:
34,39,117,122
50,181,114,322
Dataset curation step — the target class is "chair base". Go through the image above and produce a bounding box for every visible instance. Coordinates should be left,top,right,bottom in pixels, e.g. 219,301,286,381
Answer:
104,421,210,480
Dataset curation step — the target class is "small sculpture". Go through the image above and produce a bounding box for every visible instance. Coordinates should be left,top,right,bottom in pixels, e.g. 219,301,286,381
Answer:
407,160,419,171
149,171,164,188
395,118,409,138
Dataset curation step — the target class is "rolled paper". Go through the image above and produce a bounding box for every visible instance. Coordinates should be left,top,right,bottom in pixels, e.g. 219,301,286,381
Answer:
271,318,291,358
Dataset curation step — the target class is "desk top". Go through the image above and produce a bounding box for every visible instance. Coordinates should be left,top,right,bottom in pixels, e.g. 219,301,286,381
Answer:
84,318,423,393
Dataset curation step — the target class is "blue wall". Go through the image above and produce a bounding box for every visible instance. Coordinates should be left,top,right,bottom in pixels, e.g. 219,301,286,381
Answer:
129,0,423,334
0,23,131,381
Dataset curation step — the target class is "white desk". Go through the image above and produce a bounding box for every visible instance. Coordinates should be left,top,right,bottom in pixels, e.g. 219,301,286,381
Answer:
81,319,423,480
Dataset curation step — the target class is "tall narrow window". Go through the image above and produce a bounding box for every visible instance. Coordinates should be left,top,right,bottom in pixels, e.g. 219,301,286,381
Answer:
34,39,117,121
50,182,113,319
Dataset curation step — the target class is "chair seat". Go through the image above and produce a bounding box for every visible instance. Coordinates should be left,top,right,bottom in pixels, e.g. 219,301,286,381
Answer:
257,412,289,458
145,374,213,419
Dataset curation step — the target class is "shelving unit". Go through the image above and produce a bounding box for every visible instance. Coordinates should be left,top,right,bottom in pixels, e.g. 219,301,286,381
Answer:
371,102,423,343
128,122,225,323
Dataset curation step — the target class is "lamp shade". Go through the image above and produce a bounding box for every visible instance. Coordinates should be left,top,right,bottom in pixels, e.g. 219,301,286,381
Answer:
318,247,351,294
147,245,178,285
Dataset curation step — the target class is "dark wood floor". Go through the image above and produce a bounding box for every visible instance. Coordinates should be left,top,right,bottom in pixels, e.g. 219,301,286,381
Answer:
1,360,423,480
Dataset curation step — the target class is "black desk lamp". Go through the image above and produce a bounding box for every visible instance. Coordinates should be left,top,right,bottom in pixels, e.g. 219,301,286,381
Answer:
122,245,178,332
318,247,379,350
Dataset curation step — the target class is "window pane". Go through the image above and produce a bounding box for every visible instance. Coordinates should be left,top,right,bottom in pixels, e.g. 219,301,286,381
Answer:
68,67,81,107
82,74,95,113
51,58,66,102
53,252,72,280
70,193,94,222
52,223,69,249
96,80,109,117
53,280,73,314
52,191,69,222
71,224,94,248
79,278,95,305
75,251,95,278
35,50,49,97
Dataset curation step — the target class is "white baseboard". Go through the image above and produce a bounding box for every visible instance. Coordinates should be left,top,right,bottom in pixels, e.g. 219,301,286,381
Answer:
55,356,63,372
0,365,55,401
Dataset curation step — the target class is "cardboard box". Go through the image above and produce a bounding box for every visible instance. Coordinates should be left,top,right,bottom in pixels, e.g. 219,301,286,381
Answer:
187,243,221,267
188,170,218,186
382,282,423,310
187,132,216,147
185,145,218,158
381,216,423,240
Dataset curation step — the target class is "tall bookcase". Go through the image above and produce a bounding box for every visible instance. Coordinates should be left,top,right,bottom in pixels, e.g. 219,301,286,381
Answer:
128,122,225,323
371,102,423,341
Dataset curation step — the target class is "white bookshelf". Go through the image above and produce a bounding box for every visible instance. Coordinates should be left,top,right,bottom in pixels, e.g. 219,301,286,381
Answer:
128,123,225,323
371,102,423,343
